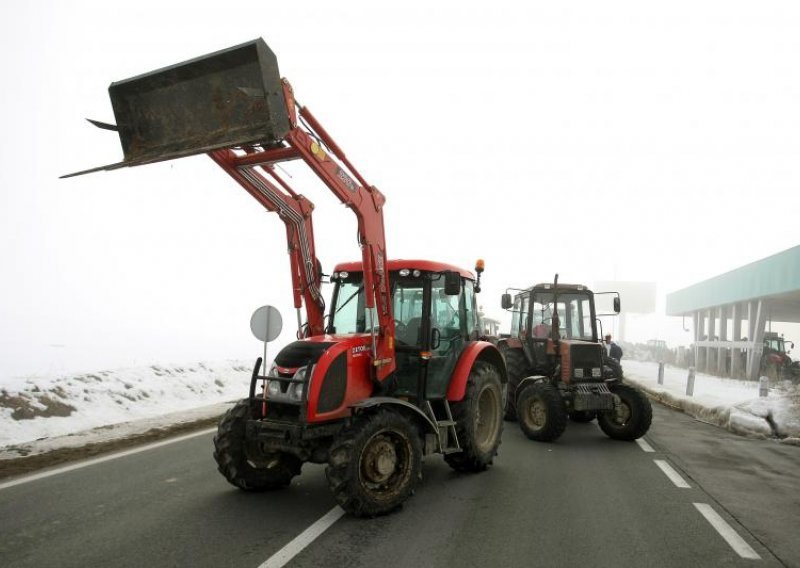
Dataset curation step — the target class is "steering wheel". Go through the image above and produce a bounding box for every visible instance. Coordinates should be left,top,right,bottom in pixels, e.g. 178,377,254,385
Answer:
393,319,407,334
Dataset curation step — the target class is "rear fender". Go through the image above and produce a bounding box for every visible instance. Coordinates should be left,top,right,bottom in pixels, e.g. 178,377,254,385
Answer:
446,341,507,402
517,375,548,393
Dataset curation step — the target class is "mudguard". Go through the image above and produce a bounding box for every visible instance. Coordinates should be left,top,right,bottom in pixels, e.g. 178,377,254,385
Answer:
351,396,438,435
446,341,507,402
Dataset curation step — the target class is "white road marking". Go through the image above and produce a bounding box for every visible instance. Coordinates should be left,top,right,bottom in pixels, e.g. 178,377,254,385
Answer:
259,506,346,568
0,427,216,491
635,437,655,452
694,503,761,560
654,459,691,488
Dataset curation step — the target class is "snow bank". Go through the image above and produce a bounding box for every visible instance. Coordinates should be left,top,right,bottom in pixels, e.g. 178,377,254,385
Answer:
0,361,252,448
623,360,800,442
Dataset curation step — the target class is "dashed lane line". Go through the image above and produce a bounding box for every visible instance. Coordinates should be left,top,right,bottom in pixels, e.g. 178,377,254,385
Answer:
0,427,217,491
258,506,346,568
635,437,655,452
654,459,691,488
694,503,761,560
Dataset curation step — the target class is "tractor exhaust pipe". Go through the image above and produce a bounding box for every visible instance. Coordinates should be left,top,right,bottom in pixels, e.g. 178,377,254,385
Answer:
64,38,290,177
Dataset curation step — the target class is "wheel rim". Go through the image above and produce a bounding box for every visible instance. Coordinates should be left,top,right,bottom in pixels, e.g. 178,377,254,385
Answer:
358,428,412,500
611,399,632,426
524,395,547,431
474,384,501,452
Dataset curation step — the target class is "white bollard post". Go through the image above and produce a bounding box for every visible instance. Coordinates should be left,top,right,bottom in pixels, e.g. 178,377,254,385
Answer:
658,361,665,385
686,367,695,396
759,376,769,397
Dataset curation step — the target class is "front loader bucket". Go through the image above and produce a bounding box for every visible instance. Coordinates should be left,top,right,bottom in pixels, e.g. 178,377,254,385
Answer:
64,38,290,177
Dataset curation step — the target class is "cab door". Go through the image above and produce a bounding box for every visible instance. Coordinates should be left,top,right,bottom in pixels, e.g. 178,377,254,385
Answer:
426,274,476,398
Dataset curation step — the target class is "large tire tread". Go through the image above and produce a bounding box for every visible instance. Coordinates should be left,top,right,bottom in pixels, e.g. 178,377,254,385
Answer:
598,384,652,441
325,408,423,518
213,400,302,491
517,382,567,442
444,362,504,473
503,349,528,421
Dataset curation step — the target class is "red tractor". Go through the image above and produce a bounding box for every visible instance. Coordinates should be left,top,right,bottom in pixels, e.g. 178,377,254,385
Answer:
65,39,506,517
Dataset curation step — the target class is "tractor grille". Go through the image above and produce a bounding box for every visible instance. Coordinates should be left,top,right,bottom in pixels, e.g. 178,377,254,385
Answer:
570,343,604,382
317,352,347,413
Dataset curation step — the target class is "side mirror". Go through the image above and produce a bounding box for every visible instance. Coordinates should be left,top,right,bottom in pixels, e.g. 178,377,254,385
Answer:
613,297,621,313
501,293,512,310
444,271,461,296
431,327,441,350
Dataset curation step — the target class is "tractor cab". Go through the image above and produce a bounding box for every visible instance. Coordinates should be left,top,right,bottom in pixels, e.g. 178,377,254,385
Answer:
502,283,605,381
329,260,481,401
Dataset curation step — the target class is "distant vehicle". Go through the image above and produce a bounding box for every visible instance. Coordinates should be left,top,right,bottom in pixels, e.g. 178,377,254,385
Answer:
762,332,798,379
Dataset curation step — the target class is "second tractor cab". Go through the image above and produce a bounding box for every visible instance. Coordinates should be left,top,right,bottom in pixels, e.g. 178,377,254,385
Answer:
498,276,652,443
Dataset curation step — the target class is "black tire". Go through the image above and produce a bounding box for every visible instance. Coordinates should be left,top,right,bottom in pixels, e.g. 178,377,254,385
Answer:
569,410,596,423
503,349,527,421
213,400,302,490
444,362,504,473
597,384,653,441
326,408,423,517
517,382,567,442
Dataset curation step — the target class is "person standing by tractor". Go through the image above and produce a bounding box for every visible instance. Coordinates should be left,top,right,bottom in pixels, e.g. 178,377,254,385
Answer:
605,334,623,361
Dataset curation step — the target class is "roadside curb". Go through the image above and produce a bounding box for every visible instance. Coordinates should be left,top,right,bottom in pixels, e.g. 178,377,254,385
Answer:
624,374,799,445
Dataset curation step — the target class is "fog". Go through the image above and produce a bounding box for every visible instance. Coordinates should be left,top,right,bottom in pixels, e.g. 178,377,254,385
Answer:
1,1,799,379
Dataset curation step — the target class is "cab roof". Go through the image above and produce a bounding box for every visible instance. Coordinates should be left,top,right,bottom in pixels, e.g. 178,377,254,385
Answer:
333,259,475,280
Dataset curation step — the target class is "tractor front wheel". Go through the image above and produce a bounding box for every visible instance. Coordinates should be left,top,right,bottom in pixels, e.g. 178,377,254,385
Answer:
517,383,567,442
213,400,302,490
444,362,504,473
326,408,422,517
597,384,653,441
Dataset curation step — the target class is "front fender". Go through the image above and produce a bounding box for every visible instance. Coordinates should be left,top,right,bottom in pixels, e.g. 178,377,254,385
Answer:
351,397,438,436
446,341,507,402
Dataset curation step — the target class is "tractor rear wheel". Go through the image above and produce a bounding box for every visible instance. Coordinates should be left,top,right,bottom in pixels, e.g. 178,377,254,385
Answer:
503,349,527,421
326,408,422,517
517,382,567,442
213,400,302,490
445,362,504,473
597,384,652,441
569,410,596,423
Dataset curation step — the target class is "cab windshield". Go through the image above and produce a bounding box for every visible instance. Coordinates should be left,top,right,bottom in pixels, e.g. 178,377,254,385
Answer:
526,291,595,341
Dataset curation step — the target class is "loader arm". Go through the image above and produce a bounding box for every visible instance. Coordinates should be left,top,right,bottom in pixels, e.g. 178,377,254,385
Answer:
63,39,396,381
207,80,396,379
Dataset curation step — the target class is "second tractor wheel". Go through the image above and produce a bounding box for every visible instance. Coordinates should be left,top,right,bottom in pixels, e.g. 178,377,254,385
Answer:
503,349,527,421
444,362,504,473
597,384,653,441
516,382,567,442
325,408,422,517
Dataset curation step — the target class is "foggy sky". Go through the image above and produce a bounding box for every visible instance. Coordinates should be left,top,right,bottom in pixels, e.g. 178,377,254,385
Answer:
2,0,799,379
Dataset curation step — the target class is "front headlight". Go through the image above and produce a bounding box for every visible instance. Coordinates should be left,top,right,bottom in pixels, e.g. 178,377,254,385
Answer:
267,380,281,397
574,368,584,379
290,382,305,400
591,367,602,378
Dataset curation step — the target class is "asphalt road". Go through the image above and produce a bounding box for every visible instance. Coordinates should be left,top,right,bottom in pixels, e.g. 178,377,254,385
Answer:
1,404,797,568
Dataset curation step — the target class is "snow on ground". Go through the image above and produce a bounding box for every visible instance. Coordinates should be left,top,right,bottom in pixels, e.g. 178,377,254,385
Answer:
2,357,798,465
0,360,253,456
623,360,800,443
